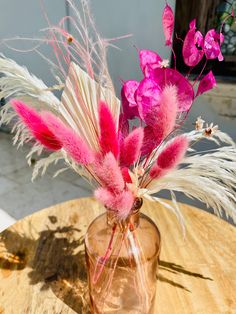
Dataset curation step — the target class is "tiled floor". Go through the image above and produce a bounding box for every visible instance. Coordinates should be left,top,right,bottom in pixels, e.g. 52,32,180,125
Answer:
0,132,91,220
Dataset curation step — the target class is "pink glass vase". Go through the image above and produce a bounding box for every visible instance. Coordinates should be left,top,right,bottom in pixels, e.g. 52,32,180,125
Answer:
85,199,161,313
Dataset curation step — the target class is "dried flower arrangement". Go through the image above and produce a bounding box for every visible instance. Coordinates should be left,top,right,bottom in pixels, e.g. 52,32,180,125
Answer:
0,0,235,232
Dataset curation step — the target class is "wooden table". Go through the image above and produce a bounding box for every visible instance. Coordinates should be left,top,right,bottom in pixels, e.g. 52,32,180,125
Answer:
0,198,235,314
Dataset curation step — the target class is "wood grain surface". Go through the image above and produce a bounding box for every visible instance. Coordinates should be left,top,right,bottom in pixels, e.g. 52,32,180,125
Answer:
0,197,235,314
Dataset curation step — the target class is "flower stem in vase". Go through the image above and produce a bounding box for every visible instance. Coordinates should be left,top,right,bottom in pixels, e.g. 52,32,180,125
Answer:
85,203,161,314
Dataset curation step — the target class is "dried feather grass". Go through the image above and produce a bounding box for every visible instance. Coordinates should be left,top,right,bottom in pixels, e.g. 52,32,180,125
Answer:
0,54,60,109
145,192,186,235
32,151,63,181
146,136,236,224
0,54,61,164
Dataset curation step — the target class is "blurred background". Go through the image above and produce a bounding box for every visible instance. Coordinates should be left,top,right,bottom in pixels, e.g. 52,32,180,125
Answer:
0,0,235,220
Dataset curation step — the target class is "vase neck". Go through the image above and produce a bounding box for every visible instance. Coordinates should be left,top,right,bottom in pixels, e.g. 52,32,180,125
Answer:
106,197,143,231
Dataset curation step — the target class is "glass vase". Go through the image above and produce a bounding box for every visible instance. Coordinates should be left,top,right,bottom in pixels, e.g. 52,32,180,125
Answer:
85,199,161,314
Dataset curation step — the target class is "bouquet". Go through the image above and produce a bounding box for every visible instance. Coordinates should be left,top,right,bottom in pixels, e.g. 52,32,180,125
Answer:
1,1,236,312
0,1,235,228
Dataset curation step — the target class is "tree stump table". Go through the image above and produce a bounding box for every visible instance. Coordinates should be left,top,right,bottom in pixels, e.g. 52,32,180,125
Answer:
0,198,235,313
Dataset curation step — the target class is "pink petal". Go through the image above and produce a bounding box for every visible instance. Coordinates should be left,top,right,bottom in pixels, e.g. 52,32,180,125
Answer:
139,50,162,77
195,31,204,47
189,19,196,29
204,29,224,61
99,101,119,158
182,19,204,67
121,86,140,120
118,113,129,150
196,71,216,97
120,127,144,167
162,3,174,46
157,135,189,170
119,113,129,137
135,78,162,125
123,80,139,106
43,112,94,165
220,33,224,45
150,68,194,111
94,152,124,193
11,99,62,151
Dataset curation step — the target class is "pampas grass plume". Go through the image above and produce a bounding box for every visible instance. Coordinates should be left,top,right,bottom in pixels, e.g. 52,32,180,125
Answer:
11,99,62,151
42,112,95,165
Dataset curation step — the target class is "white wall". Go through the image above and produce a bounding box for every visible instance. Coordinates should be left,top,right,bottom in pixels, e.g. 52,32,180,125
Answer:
0,0,176,88
89,0,176,93
0,0,175,92
0,0,66,87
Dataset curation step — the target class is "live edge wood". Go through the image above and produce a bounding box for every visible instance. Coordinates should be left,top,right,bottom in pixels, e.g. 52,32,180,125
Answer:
0,198,235,314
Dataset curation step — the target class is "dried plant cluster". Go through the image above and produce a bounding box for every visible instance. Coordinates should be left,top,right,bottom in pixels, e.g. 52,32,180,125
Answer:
0,0,236,228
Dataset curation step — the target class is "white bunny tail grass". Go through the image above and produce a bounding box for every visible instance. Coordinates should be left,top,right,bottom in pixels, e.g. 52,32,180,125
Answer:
147,145,236,224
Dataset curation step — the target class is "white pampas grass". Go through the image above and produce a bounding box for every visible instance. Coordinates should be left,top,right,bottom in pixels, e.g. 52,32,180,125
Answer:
145,192,186,235
0,54,61,165
0,54,60,109
146,144,236,223
31,151,63,181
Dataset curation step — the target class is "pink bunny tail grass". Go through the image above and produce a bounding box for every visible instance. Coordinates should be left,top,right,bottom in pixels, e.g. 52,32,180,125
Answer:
149,165,167,179
94,152,125,193
42,112,95,165
99,101,119,159
153,85,178,144
121,167,132,183
95,188,134,219
11,99,62,151
153,85,178,140
141,126,162,156
150,135,188,179
120,127,144,167
157,135,189,170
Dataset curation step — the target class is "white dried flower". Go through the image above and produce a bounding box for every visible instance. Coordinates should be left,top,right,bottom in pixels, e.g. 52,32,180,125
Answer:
158,59,170,68
204,123,218,137
195,116,205,130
